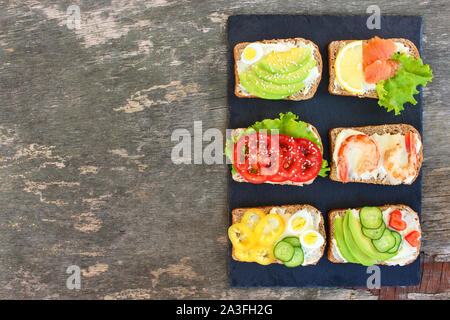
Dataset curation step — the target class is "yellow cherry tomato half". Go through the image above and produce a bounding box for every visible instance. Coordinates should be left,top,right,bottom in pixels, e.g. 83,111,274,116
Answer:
253,213,286,245
228,223,255,250
241,208,266,231
250,245,275,265
234,246,255,262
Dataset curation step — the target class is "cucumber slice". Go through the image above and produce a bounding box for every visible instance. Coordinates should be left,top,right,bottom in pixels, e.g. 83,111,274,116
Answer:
282,237,301,247
273,241,295,262
387,231,402,254
284,247,304,267
372,229,396,253
359,207,383,229
362,222,386,240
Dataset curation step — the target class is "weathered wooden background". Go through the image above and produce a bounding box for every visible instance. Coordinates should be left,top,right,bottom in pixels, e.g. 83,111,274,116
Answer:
0,0,448,299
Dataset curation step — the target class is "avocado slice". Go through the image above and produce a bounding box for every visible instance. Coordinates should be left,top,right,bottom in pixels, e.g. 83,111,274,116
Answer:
334,216,359,263
348,211,398,261
259,46,312,74
247,70,305,96
238,72,287,100
343,210,376,266
253,58,316,85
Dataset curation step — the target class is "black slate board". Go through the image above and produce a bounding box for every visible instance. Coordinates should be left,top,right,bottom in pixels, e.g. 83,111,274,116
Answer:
227,14,423,287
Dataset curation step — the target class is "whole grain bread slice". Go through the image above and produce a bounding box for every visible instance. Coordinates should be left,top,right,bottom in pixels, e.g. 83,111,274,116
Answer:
230,124,323,186
327,205,421,266
234,38,323,100
231,204,326,266
329,124,423,185
328,38,420,98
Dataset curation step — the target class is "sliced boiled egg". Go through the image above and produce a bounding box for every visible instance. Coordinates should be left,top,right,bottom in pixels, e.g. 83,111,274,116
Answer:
286,210,311,235
241,43,263,65
300,230,324,249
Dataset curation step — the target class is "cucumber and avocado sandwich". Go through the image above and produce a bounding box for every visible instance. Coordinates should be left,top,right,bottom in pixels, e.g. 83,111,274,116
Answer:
229,204,326,266
328,205,422,266
234,38,323,100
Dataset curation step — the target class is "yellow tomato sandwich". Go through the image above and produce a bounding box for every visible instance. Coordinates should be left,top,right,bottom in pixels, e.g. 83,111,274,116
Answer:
229,205,326,267
329,124,423,185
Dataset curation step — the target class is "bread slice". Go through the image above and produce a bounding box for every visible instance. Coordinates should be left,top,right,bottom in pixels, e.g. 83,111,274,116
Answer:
231,204,326,266
234,38,323,100
231,124,323,186
327,205,421,266
328,38,420,98
329,124,423,185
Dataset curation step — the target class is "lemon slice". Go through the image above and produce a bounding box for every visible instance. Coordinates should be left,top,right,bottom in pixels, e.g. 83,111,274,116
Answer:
335,41,364,94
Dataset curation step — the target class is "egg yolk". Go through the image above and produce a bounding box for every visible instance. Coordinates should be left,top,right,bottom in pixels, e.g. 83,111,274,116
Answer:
291,217,306,232
303,232,318,245
243,47,257,60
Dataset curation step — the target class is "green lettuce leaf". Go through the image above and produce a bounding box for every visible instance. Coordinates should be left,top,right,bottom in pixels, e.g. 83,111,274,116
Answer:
318,159,330,177
224,139,238,175
224,112,329,177
250,112,322,147
376,53,433,115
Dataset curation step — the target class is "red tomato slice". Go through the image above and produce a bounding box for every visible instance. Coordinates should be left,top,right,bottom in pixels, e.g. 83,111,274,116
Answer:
267,134,304,182
266,152,290,182
290,138,322,182
405,131,417,154
405,231,420,247
257,133,282,177
233,133,281,184
389,210,407,231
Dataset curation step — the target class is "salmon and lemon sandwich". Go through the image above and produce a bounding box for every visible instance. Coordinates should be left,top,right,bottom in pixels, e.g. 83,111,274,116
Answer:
329,36,433,114
229,205,326,267
234,38,322,100
329,124,422,185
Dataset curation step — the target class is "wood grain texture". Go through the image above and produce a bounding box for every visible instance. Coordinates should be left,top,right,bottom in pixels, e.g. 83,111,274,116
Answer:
0,0,448,299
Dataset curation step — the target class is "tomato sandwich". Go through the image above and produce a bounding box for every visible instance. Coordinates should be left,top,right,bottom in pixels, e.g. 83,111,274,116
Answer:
225,112,330,185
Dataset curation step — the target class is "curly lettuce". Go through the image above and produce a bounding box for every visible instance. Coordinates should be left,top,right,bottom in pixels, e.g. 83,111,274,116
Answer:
224,112,330,177
376,53,433,115
318,159,330,177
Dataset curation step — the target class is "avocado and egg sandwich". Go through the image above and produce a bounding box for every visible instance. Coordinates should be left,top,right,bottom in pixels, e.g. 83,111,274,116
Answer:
234,38,323,100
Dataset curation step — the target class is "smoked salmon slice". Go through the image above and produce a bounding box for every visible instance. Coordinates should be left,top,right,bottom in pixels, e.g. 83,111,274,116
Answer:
364,59,400,84
363,36,399,84
363,36,397,69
